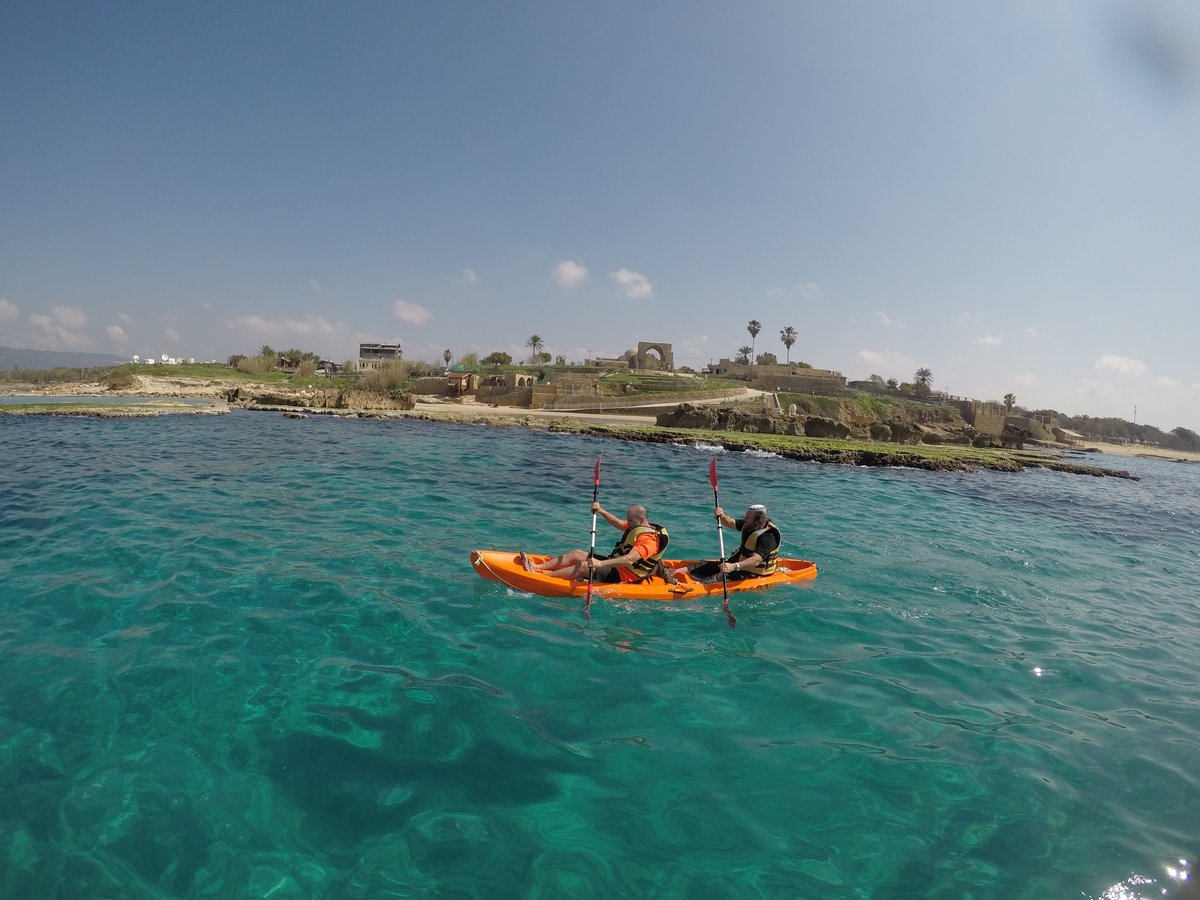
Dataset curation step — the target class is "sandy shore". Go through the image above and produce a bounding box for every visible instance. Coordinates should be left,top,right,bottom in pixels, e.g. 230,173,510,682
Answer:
1078,441,1200,463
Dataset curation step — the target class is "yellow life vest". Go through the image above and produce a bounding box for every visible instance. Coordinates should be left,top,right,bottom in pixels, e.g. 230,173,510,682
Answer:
735,519,780,576
610,523,669,580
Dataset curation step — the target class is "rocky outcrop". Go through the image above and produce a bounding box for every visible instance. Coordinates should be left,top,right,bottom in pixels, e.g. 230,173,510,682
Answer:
225,388,415,411
580,425,1137,479
656,403,966,446
1000,424,1031,449
803,416,851,439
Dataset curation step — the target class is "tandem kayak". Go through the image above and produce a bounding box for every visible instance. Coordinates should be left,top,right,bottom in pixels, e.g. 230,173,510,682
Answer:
470,550,817,601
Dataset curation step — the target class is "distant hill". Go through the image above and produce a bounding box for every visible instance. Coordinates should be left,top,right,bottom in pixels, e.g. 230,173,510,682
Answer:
0,346,129,370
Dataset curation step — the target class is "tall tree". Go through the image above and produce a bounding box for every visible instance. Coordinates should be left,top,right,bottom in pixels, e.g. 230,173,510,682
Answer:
746,320,762,363
259,345,275,359
779,326,797,364
524,334,545,364
1171,427,1200,452
443,349,452,367
1003,392,1016,413
735,345,753,365
913,367,934,396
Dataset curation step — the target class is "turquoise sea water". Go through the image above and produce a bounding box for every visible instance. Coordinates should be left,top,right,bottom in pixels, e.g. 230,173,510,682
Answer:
2,411,1197,898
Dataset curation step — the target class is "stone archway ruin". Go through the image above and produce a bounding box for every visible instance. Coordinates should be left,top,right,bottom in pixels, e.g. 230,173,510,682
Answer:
634,342,673,371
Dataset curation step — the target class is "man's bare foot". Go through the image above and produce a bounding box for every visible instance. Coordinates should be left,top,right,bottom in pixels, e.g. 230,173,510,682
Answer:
520,551,534,573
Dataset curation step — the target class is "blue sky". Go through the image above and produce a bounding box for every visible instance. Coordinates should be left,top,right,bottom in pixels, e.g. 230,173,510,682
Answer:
3,1,1199,431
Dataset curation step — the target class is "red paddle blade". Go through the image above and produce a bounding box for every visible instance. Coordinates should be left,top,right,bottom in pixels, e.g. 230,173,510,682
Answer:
709,457,719,490
593,455,602,486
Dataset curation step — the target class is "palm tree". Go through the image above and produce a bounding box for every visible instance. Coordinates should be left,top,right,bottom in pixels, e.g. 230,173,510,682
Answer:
780,326,797,364
736,345,753,365
1003,392,1016,413
746,320,762,364
524,334,545,364
259,345,275,359
443,349,453,367
913,367,934,397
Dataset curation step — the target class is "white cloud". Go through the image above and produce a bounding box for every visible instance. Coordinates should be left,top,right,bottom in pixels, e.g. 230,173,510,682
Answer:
309,278,322,294
118,312,134,325
106,325,128,344
858,348,915,371
52,305,88,329
1153,376,1180,389
552,260,588,288
225,314,348,339
609,268,653,299
392,299,432,326
165,327,181,343
1076,376,1124,405
767,282,823,300
30,312,91,349
0,298,18,321
876,311,905,329
1013,371,1038,386
1095,353,1147,377
1024,327,1038,340
974,335,1003,346
456,267,479,286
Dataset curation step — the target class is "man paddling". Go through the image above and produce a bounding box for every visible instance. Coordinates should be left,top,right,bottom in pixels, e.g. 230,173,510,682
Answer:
522,502,669,584
670,503,780,583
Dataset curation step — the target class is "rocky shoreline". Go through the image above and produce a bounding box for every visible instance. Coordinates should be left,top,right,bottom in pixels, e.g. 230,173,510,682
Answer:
390,407,1137,479
1,378,1139,479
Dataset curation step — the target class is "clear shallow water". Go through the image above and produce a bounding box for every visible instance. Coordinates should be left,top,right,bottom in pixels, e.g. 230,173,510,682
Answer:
1,412,1197,898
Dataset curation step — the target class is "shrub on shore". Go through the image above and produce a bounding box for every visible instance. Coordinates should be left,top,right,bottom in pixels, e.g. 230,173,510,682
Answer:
103,368,138,390
360,361,409,392
237,355,275,376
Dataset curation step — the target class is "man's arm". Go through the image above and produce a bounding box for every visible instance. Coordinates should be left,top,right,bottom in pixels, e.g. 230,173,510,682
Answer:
588,530,653,571
731,531,777,571
592,502,626,530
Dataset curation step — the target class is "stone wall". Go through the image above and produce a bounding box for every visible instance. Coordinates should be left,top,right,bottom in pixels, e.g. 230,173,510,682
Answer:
751,372,849,394
953,400,1006,436
475,385,534,406
410,376,448,395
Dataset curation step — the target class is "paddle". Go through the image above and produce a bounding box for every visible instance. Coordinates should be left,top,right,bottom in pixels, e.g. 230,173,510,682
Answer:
710,457,736,628
585,455,601,616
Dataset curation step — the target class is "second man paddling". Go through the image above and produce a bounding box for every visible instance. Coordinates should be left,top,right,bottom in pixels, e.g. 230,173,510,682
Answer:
670,503,781,583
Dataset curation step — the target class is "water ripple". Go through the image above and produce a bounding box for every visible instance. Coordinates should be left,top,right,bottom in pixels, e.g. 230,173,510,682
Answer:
1,414,1198,897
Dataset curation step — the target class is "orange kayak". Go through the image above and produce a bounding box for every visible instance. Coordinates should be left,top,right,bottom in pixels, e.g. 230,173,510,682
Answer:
470,550,817,601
